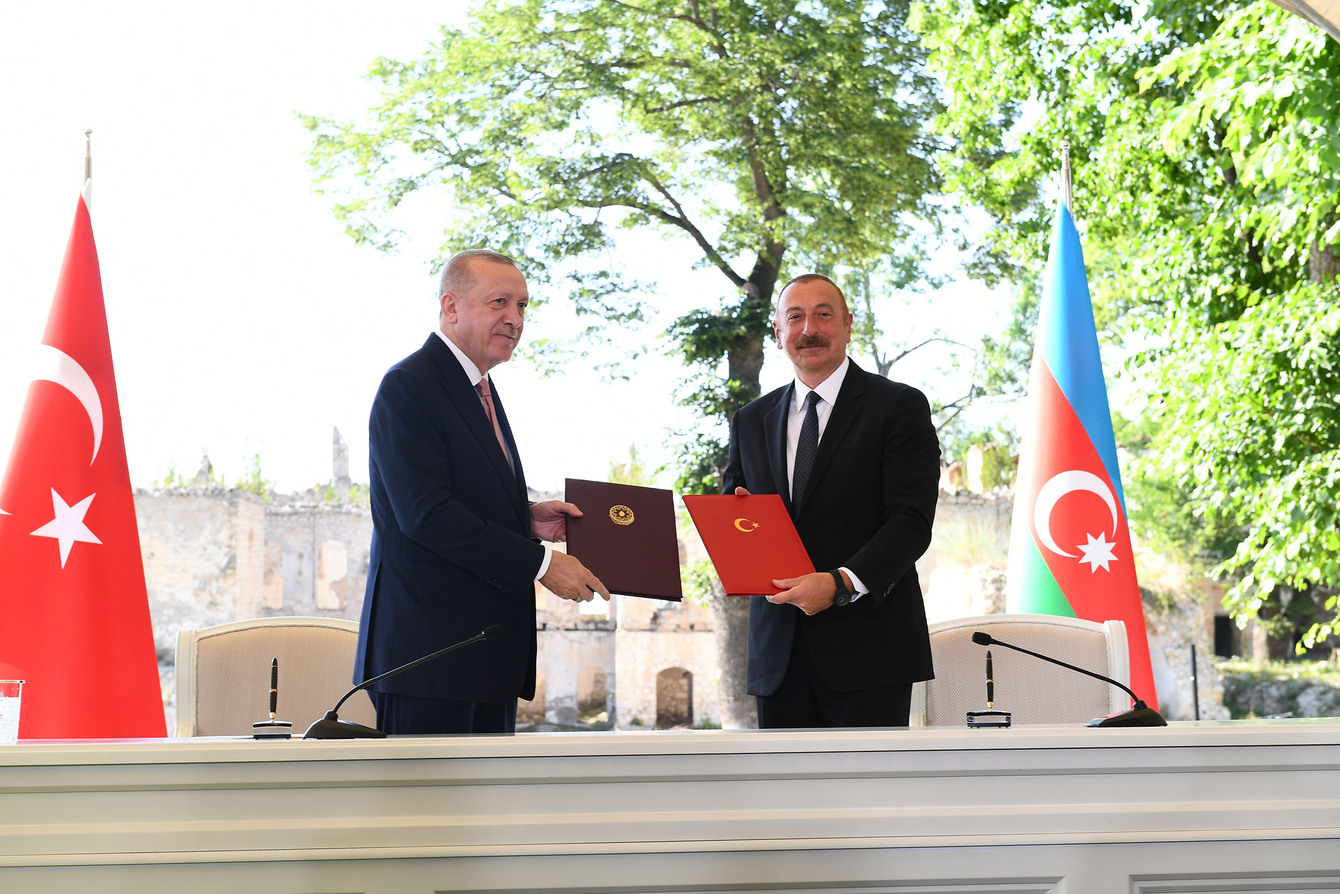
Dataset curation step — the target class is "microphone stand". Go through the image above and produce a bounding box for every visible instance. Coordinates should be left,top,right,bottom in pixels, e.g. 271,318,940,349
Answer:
972,631,1166,727
303,625,503,739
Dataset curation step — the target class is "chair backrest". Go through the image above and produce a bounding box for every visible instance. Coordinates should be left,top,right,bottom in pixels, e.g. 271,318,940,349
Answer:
911,613,1130,727
175,616,376,737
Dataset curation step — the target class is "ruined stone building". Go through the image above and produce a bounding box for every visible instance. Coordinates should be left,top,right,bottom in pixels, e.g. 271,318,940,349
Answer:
137,466,720,732
138,446,1229,732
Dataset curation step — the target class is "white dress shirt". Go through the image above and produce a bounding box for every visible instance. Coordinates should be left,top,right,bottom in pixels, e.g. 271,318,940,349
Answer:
434,330,552,581
785,356,866,600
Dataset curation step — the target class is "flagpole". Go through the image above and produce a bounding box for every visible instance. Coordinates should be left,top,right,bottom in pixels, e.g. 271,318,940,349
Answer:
1059,140,1073,213
83,129,93,210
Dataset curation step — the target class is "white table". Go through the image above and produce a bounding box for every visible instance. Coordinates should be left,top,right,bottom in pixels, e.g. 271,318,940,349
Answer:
2,720,1338,893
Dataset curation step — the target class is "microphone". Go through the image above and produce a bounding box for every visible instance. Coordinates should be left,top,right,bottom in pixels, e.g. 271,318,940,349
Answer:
303,625,504,739
970,630,1166,727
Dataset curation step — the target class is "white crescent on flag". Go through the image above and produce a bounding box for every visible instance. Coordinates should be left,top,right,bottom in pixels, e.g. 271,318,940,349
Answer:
34,343,103,465
1033,469,1119,558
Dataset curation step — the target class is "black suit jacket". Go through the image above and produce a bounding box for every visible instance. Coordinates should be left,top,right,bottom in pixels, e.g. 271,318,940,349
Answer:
354,335,542,703
721,361,939,696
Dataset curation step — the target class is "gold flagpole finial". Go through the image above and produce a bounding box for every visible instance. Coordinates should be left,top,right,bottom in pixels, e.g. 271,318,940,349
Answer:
1059,140,1073,213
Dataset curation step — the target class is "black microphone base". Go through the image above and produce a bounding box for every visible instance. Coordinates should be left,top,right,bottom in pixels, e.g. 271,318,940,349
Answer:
303,717,387,739
1086,705,1167,727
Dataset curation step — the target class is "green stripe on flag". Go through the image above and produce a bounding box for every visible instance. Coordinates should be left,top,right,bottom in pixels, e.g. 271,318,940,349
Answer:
1011,535,1075,617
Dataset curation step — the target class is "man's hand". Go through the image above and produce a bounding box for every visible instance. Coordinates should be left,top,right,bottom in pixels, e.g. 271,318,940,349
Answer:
767,570,848,616
738,486,839,614
531,500,581,542
540,550,611,603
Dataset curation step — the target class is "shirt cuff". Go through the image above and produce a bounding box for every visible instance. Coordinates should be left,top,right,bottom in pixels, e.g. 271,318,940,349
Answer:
840,566,867,603
534,543,553,581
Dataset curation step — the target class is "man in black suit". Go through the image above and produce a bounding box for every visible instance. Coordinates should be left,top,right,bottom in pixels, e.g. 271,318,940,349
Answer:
721,273,940,728
355,249,609,735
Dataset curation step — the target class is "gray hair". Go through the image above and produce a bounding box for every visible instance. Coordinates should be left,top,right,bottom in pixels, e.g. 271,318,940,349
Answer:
437,249,519,299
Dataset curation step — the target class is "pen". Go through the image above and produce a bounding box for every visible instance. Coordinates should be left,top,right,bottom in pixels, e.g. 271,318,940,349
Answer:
269,657,279,720
986,650,994,709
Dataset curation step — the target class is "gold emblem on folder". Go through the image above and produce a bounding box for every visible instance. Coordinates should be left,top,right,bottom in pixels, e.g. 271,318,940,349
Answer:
610,504,635,526
733,518,760,533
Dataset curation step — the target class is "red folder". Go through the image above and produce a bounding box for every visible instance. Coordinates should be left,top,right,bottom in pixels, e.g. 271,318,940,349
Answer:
564,479,683,601
682,494,814,596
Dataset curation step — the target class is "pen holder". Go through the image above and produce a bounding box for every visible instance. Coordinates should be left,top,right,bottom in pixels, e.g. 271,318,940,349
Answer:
252,718,293,739
966,709,1011,728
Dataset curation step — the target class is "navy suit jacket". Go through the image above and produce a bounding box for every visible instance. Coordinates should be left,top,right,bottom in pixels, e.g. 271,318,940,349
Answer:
355,335,542,703
721,361,940,696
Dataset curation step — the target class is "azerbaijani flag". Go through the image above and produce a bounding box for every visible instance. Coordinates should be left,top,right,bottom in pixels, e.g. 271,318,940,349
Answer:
1005,202,1158,709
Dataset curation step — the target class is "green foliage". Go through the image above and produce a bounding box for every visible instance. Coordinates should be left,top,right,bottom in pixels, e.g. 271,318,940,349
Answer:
234,454,272,500
311,482,372,505
679,556,720,609
1218,658,1340,718
932,514,1010,566
1113,413,1237,566
913,0,1340,646
153,460,224,490
607,445,655,487
305,0,945,496
152,464,190,489
938,423,1019,469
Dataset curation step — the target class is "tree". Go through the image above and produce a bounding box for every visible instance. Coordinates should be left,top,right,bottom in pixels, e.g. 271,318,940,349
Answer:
304,0,944,724
911,0,1340,648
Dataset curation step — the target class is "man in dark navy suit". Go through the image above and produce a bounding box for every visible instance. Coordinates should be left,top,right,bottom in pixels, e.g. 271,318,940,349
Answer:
721,273,940,728
355,249,609,735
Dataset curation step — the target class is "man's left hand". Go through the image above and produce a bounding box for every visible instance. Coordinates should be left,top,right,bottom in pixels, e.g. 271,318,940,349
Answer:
768,571,843,616
531,500,581,542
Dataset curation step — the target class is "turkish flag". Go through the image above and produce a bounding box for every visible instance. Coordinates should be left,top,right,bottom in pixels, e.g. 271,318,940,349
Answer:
0,189,166,738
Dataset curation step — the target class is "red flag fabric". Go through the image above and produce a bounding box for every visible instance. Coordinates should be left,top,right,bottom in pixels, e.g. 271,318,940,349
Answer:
0,191,166,738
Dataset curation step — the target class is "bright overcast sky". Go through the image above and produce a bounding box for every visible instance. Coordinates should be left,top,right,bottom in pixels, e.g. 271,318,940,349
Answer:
0,1,1005,495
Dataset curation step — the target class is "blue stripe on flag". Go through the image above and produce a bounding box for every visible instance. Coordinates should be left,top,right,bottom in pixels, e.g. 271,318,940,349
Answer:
1036,204,1126,507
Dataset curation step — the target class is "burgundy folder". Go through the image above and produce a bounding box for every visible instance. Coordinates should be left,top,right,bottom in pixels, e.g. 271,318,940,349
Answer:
682,494,815,596
564,479,683,601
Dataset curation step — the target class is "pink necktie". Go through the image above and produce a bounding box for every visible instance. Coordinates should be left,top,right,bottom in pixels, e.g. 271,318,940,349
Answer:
475,378,513,469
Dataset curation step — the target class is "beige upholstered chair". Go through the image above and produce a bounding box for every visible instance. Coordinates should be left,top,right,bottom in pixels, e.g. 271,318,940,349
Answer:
175,616,376,737
911,613,1131,727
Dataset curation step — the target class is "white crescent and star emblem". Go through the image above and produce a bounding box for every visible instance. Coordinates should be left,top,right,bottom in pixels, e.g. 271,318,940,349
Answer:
0,346,108,567
1033,470,1120,573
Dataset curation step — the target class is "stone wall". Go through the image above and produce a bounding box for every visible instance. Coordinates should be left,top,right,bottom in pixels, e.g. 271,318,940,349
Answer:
534,581,617,726
139,480,1233,732
260,496,373,618
138,487,266,658
615,592,718,729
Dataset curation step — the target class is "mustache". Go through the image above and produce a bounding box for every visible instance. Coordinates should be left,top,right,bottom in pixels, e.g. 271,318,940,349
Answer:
794,334,830,348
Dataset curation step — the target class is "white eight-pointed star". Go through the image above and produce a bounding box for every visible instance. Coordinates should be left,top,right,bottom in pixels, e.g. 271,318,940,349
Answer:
1076,532,1118,573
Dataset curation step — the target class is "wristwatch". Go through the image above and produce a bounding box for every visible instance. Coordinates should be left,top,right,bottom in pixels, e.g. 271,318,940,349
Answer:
829,569,852,607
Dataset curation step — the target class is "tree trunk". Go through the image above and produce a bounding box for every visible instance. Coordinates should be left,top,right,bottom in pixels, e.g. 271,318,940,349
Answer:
1310,239,1339,283
708,581,756,728
710,335,765,729
705,264,776,730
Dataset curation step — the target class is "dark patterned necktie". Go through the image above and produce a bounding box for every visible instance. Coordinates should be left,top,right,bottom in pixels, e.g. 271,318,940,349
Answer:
791,391,820,514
